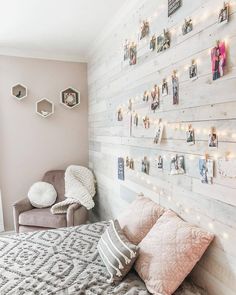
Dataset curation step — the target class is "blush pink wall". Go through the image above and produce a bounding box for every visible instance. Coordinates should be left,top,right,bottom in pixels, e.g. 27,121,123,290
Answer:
0,55,88,231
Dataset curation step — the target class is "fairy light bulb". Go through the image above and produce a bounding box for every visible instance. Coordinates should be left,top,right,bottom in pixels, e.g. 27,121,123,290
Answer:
208,222,214,230
222,232,229,240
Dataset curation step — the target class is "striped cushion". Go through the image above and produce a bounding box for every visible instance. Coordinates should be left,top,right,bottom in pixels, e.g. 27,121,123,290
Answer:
97,219,139,282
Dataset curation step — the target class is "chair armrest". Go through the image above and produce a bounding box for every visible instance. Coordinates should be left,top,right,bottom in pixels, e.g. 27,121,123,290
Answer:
66,203,81,227
13,198,33,233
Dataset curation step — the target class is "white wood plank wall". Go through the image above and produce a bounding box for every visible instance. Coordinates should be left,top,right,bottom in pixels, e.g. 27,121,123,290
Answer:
88,0,236,294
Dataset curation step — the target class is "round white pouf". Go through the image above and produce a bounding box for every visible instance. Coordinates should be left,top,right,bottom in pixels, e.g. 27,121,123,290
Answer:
28,182,57,208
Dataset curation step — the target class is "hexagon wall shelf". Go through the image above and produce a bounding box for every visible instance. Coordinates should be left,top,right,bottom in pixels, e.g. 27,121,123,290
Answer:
60,87,80,109
11,84,28,100
36,98,54,118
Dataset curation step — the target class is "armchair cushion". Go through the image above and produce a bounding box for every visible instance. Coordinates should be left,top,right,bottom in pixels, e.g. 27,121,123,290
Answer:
19,208,67,229
42,170,65,203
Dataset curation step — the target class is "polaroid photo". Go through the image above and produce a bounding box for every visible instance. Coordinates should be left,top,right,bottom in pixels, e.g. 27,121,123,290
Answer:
162,79,168,96
218,158,236,178
153,122,164,144
150,35,156,51
186,126,195,145
141,157,150,175
189,60,198,80
123,39,130,61
151,84,160,112
208,132,218,148
199,158,214,184
157,30,170,52
218,2,229,25
172,71,179,105
170,155,185,175
140,20,150,40
143,90,149,102
117,108,123,121
168,0,181,17
211,41,226,80
157,156,163,169
182,18,193,35
129,42,137,66
143,116,150,129
118,157,125,181
133,112,139,127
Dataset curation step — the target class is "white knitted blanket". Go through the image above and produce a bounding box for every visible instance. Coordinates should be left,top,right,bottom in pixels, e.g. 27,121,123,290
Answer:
51,165,96,214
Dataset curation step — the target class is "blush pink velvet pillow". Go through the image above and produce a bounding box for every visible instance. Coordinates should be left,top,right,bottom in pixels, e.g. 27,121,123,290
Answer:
135,210,214,295
118,195,165,245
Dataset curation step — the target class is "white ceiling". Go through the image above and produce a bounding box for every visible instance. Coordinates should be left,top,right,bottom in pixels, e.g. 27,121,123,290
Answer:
0,0,127,62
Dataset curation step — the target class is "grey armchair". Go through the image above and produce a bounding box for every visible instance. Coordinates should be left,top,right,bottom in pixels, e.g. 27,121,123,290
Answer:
13,170,88,233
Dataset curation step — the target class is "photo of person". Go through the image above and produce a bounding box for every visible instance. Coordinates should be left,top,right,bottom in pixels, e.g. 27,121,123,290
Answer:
143,90,149,102
141,156,150,174
153,123,164,144
186,126,195,145
208,132,218,148
172,71,179,105
157,30,170,52
151,84,160,112
117,108,123,121
211,41,226,80
133,113,139,126
157,156,163,169
218,2,229,24
124,39,130,61
170,155,185,175
162,79,168,96
150,35,156,51
182,18,193,35
189,60,198,80
129,42,137,66
151,84,159,100
143,116,150,129
199,158,214,184
140,20,150,40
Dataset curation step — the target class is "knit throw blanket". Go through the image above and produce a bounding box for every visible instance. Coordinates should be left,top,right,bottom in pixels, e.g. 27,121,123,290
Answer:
51,165,96,214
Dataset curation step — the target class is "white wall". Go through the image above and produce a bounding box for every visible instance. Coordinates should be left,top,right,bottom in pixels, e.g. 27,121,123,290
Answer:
88,0,236,294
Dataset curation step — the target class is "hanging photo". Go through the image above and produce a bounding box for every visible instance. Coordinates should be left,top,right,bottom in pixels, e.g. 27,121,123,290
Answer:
211,41,226,80
172,71,179,105
128,99,132,112
126,156,130,167
168,0,181,17
143,90,149,102
218,2,229,24
157,156,163,169
208,128,218,148
186,125,195,145
117,108,123,121
182,18,193,35
140,20,150,40
150,35,156,51
199,158,214,184
143,116,150,129
157,30,170,52
133,112,139,126
218,158,236,178
170,155,185,175
129,42,137,66
124,39,130,61
153,122,164,144
129,158,134,170
162,79,168,96
141,157,150,175
118,157,125,180
189,60,198,80
151,84,160,112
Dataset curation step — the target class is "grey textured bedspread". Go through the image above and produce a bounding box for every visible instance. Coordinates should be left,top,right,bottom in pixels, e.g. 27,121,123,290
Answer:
0,221,206,295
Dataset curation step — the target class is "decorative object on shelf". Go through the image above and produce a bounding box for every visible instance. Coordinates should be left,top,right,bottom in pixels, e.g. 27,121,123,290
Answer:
211,40,226,81
117,108,123,121
118,157,125,180
172,70,179,105
161,79,168,96
218,156,236,178
153,121,164,144
168,0,181,17
133,113,139,126
218,2,229,24
189,59,198,80
208,127,218,148
140,20,150,40
11,84,28,101
36,98,54,118
182,18,193,35
143,116,150,129
61,87,80,109
124,39,130,61
157,156,163,169
129,42,137,66
143,90,149,102
141,156,150,175
151,84,160,112
157,29,170,52
170,155,185,175
186,124,195,145
150,35,156,51
199,155,214,184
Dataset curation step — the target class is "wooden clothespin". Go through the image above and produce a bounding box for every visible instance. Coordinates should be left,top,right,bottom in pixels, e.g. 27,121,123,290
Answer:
205,153,209,161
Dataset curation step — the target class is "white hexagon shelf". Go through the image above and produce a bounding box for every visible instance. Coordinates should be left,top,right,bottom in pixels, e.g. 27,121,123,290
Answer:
36,98,54,118
60,87,80,109
11,83,28,100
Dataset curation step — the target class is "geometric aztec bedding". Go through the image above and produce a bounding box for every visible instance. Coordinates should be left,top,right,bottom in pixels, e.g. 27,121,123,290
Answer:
0,222,207,295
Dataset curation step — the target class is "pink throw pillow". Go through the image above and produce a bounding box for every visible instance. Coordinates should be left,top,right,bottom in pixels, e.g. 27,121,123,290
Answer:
118,195,165,245
135,210,214,295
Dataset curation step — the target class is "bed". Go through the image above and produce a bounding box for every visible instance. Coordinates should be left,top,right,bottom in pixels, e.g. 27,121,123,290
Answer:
0,221,206,295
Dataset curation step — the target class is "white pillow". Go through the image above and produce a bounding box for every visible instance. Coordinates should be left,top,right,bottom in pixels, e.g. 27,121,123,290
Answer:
28,182,57,208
